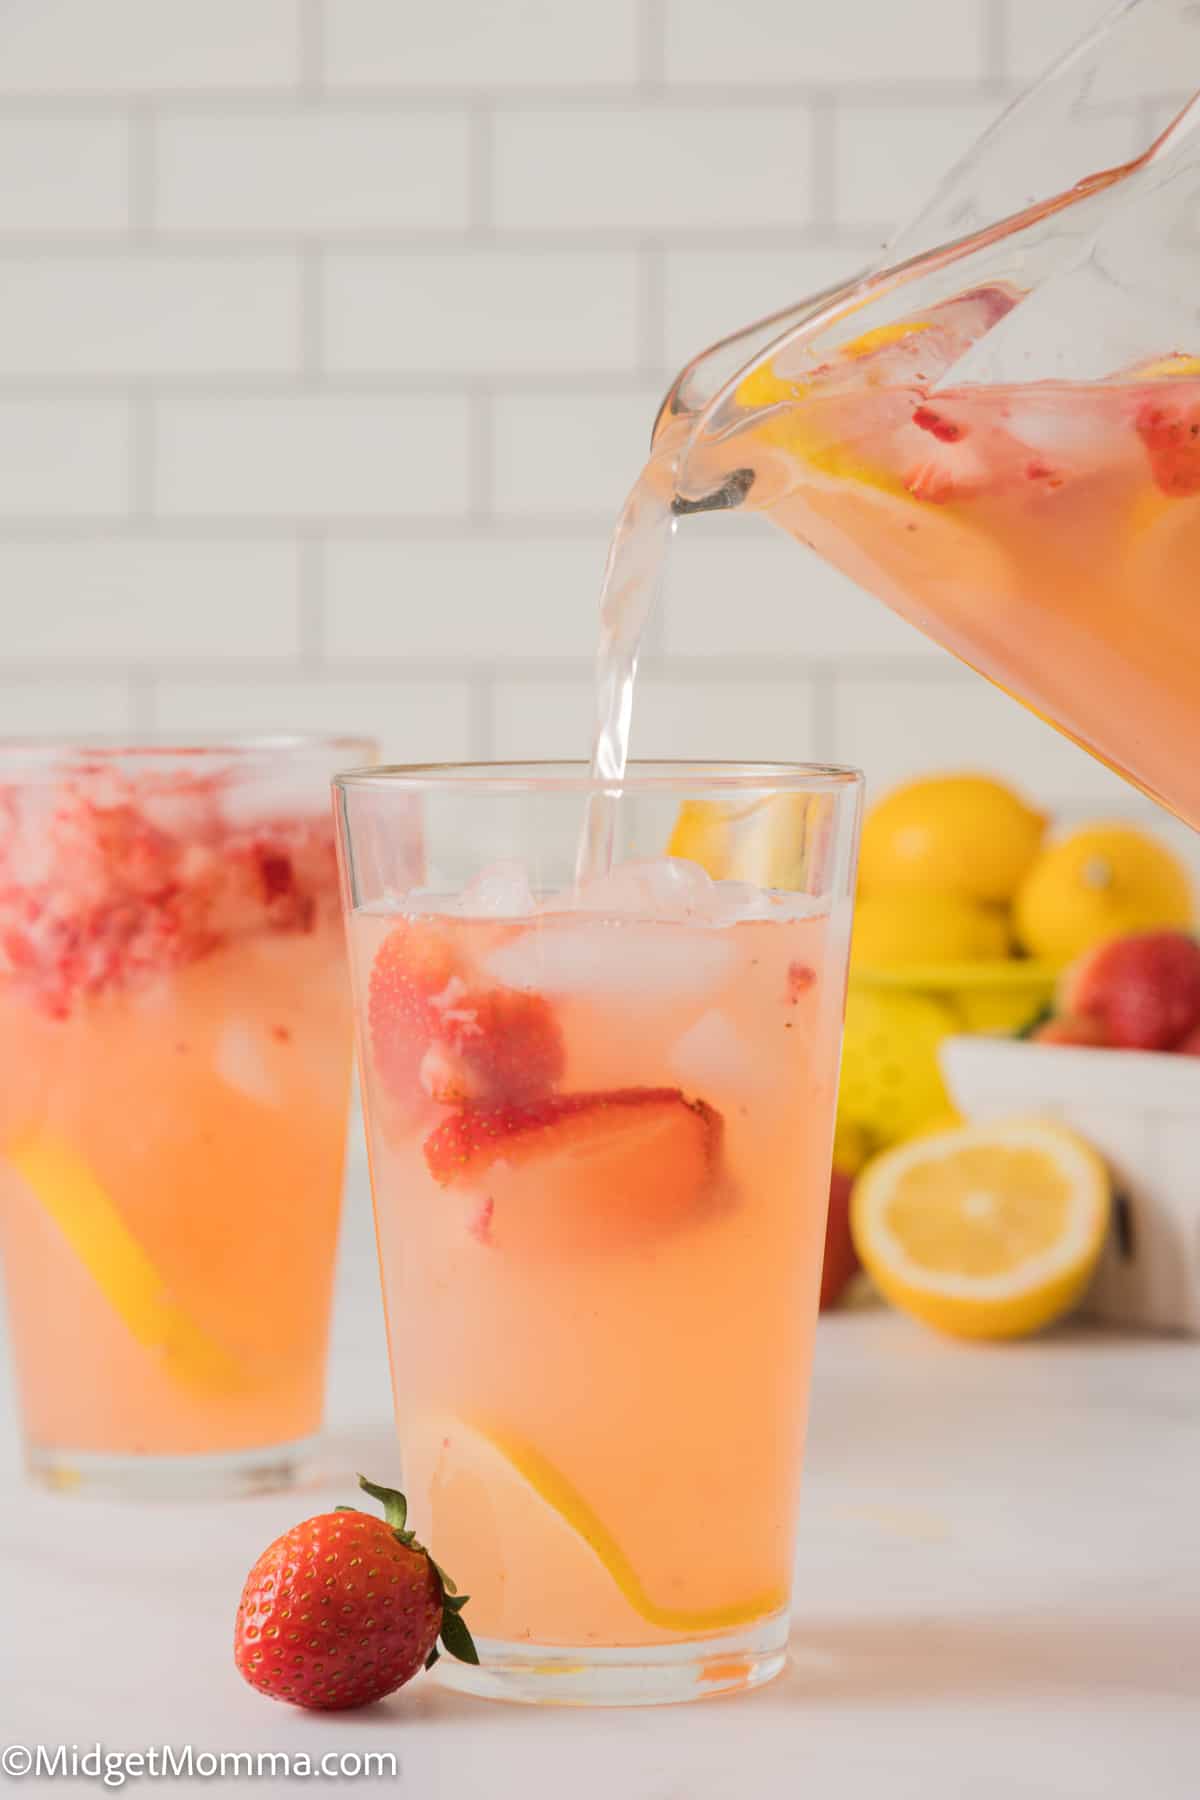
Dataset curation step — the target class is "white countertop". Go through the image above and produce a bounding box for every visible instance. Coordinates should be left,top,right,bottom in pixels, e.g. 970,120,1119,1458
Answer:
3,1168,1199,1800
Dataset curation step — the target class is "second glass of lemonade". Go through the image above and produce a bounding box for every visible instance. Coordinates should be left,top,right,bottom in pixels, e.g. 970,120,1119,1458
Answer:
335,760,862,1704
0,735,373,1496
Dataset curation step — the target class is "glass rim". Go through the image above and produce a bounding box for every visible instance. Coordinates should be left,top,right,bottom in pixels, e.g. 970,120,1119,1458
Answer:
333,758,864,796
0,731,377,765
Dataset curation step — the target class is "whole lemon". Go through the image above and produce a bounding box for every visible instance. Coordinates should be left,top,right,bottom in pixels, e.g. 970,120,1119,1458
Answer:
852,891,1010,966
838,987,958,1147
860,774,1046,904
1014,823,1194,962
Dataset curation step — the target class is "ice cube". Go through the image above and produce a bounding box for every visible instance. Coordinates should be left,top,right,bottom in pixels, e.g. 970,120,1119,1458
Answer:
670,1010,759,1093
569,856,714,920
709,879,777,922
484,918,734,999
458,860,536,919
215,1021,280,1106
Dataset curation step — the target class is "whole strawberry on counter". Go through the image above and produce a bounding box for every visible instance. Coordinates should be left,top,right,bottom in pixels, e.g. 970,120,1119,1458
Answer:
234,1475,477,1710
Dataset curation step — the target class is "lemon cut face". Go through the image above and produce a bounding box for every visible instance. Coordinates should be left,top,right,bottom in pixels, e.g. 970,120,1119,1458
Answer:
851,1118,1110,1339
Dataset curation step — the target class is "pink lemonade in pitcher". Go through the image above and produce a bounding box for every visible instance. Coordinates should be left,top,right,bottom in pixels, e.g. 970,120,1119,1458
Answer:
682,298,1200,824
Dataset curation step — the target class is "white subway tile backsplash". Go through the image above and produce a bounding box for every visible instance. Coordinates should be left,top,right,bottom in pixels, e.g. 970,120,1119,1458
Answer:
493,106,813,233
660,518,942,661
156,111,471,236
491,674,817,761
323,538,606,661
324,0,639,90
0,255,300,378
155,394,471,520
664,0,983,85
491,385,663,519
0,541,300,660
0,678,134,733
832,674,1136,806
0,0,1176,832
150,677,473,763
832,101,1004,233
322,250,640,376
662,244,864,372
1002,0,1115,83
0,118,128,235
0,399,129,517
0,0,300,94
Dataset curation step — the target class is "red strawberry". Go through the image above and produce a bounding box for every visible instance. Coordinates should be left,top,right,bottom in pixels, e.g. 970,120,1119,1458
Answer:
234,1475,476,1711
1175,1025,1200,1056
1060,930,1200,1051
1135,398,1200,497
1030,1014,1111,1048
369,922,564,1108
424,1088,723,1255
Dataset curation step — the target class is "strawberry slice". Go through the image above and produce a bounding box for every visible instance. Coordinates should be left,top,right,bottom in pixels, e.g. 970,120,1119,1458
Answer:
368,920,461,1103
439,987,565,1104
368,920,565,1108
423,1088,724,1255
1134,397,1200,497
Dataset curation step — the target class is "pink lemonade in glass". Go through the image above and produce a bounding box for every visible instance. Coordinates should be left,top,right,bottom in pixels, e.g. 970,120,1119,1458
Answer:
336,766,861,1704
0,739,369,1496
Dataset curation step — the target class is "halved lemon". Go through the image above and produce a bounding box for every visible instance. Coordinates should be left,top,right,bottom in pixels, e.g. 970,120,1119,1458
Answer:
407,1417,785,1640
8,1137,243,1392
851,1118,1110,1339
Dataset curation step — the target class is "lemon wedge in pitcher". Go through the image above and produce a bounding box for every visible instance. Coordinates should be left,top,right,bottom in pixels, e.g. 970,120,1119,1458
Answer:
851,1118,1110,1339
8,1137,242,1391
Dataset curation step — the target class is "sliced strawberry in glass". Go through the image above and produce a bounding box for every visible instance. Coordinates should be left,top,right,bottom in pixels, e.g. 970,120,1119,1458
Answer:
423,1087,724,1255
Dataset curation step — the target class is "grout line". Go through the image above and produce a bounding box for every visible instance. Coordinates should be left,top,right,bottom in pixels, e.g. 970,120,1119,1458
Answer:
127,670,156,731
0,80,1029,118
129,390,155,519
0,226,885,255
807,668,837,759
129,105,156,239
808,92,837,234
0,371,675,397
636,239,667,379
298,0,324,97
982,0,1009,88
467,386,494,524
637,0,666,91
300,242,323,377
297,532,324,666
468,104,493,236
467,675,494,759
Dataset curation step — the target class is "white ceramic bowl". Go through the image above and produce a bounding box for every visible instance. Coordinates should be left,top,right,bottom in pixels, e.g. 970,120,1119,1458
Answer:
940,1036,1200,1334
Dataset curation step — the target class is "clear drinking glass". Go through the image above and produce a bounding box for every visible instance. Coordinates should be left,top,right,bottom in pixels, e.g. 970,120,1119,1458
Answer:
0,735,373,1497
334,760,862,1705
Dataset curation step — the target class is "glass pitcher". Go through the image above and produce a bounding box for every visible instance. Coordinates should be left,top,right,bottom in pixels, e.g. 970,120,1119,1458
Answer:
655,0,1200,827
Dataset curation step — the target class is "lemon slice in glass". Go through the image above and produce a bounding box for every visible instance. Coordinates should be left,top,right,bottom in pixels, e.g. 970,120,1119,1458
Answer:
9,1137,243,1392
408,1418,786,1640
